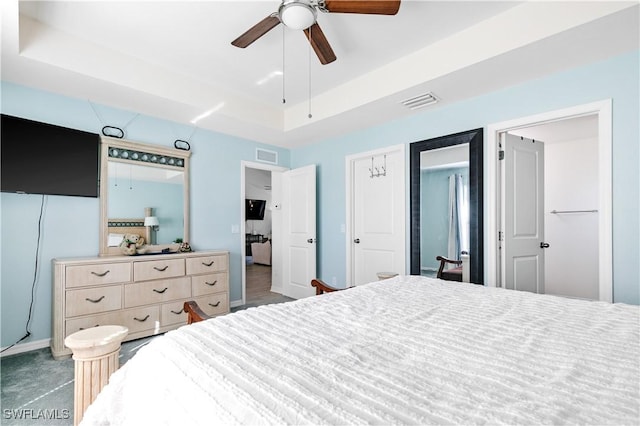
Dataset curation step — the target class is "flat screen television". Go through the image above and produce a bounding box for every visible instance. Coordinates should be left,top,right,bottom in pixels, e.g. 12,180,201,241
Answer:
245,199,266,220
1,114,100,197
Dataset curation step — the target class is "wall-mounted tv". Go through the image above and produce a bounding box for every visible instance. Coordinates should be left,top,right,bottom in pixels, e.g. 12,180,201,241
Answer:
1,114,100,197
245,199,266,220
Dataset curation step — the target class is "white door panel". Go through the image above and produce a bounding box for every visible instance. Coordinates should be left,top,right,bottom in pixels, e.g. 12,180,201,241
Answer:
502,133,545,293
512,255,540,293
282,164,316,299
352,148,405,286
359,249,395,284
289,247,309,284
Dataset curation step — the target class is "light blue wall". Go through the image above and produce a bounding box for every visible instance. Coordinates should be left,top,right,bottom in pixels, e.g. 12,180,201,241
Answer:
291,50,639,305
0,82,290,347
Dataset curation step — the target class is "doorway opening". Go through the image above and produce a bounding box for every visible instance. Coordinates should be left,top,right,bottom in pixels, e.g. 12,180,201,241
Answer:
245,168,274,305
487,100,612,302
240,161,288,307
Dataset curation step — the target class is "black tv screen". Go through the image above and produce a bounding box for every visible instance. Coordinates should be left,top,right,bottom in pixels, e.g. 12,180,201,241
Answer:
1,114,100,197
246,199,266,220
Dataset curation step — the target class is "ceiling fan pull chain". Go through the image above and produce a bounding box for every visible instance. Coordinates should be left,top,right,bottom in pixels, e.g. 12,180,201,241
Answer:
308,24,312,119
282,25,286,104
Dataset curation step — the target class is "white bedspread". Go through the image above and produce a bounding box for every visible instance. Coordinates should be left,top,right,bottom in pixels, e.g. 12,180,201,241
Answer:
81,276,640,425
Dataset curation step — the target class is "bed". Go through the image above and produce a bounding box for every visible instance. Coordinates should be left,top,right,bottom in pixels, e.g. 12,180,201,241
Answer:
81,275,639,425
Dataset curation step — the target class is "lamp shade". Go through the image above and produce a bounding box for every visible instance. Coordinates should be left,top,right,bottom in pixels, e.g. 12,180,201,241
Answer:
144,216,159,227
279,1,316,30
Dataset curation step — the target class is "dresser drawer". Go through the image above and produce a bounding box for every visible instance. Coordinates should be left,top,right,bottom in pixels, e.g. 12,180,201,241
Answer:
65,263,131,288
65,285,122,317
161,301,188,327
66,314,120,337
186,255,227,275
124,277,191,308
65,306,159,337
120,306,160,333
134,258,185,281
194,293,229,318
192,273,228,297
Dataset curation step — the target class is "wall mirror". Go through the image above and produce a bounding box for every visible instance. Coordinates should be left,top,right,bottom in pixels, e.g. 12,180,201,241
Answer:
99,137,191,256
410,128,483,284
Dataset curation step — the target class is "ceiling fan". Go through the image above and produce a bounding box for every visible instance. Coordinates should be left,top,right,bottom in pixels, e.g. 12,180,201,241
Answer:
231,0,401,65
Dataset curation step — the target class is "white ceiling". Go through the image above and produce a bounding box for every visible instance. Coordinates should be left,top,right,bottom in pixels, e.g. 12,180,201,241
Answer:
1,1,638,148
511,115,599,145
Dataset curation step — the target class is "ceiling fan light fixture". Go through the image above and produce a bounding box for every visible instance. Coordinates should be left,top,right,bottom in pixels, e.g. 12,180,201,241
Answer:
279,0,317,30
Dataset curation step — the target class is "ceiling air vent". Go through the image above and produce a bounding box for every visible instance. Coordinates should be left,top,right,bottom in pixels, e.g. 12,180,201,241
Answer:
256,148,278,165
400,92,439,110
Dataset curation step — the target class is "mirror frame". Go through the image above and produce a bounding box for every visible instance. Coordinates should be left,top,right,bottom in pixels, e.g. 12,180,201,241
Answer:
99,136,191,256
409,128,483,284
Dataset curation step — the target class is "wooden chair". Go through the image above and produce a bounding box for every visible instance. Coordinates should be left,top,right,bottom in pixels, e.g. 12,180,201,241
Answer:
436,256,463,282
184,279,342,324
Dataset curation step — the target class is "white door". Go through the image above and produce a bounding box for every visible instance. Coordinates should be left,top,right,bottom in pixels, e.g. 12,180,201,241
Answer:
351,148,405,285
500,133,546,293
282,164,317,299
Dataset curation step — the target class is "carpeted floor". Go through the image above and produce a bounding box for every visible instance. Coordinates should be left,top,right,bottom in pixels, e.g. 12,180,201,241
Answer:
1,279,293,426
1,336,154,425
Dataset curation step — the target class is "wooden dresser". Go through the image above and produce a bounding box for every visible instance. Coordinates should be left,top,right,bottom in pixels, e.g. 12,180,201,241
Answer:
51,250,229,359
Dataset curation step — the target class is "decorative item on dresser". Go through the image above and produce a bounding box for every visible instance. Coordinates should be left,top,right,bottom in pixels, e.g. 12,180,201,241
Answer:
51,250,229,360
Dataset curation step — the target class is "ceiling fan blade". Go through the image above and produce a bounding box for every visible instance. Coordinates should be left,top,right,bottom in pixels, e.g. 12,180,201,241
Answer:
323,0,401,15
303,23,337,65
231,14,281,48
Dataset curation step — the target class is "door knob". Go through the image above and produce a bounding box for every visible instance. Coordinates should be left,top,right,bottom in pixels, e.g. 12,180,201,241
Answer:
354,238,360,244
540,242,550,248
307,238,316,244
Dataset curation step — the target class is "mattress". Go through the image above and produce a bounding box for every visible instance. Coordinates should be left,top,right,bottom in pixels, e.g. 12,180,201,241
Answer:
81,276,640,425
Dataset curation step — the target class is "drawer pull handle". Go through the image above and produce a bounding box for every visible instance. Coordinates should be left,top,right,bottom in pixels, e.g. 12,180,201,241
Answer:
134,315,150,322
85,296,105,303
90,270,110,277
153,266,169,272
209,301,221,308
202,261,214,267
153,287,168,294
79,325,99,330
171,309,184,315
205,280,218,286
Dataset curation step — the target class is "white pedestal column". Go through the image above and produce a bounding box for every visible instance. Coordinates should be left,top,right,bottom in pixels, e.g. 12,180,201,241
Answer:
64,325,128,426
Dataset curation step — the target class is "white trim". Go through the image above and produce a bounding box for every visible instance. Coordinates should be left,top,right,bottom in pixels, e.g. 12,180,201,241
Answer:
345,144,406,287
230,299,244,308
240,161,288,307
1,338,51,357
486,100,612,302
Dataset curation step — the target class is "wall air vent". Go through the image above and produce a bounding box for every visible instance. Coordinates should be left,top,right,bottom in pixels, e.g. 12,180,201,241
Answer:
256,148,278,165
400,92,439,110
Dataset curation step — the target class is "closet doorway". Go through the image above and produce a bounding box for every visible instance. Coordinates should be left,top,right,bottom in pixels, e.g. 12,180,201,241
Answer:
487,100,612,302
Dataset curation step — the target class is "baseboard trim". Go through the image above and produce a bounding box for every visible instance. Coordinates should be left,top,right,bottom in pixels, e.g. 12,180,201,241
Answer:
230,299,243,308
1,338,51,358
